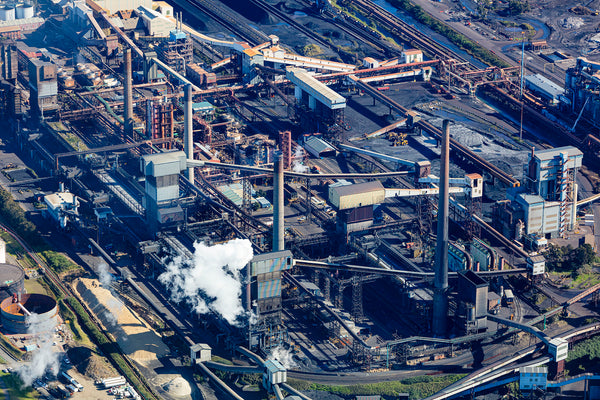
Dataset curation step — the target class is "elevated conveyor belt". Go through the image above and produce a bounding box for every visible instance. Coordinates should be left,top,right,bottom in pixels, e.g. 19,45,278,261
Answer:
293,259,527,280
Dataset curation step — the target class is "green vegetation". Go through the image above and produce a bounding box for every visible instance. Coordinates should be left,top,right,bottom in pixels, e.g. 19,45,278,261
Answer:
287,374,466,398
301,44,323,57
0,188,41,247
41,251,80,274
0,231,38,270
546,244,598,275
384,0,510,68
508,0,530,15
566,334,600,375
0,334,23,360
211,355,234,365
0,372,39,399
39,276,62,300
58,299,88,344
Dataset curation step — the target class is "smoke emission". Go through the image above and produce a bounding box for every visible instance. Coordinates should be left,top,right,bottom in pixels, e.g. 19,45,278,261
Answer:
18,313,59,387
97,262,123,326
159,239,254,326
292,146,308,173
267,346,297,369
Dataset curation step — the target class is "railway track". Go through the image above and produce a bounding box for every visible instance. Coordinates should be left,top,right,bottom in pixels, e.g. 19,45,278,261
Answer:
183,0,267,46
247,0,335,50
350,0,473,67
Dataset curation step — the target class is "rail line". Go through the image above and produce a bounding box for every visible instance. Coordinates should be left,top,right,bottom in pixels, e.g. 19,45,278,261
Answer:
350,0,471,66
183,0,267,46
248,0,334,50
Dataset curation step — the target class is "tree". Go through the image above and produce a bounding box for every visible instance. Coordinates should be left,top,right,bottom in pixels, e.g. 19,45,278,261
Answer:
572,244,596,268
508,0,530,15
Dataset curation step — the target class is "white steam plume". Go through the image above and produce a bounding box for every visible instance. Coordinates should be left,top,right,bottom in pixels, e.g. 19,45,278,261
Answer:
18,313,59,387
267,346,297,369
158,239,254,326
97,262,113,288
97,262,123,326
292,146,308,173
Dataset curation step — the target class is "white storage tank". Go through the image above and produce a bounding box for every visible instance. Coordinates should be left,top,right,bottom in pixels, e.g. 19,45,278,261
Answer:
0,6,15,21
16,4,33,19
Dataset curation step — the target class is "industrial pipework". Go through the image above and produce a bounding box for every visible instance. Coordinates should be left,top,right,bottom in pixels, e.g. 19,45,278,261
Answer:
273,150,284,251
123,48,133,140
184,84,194,184
432,119,450,336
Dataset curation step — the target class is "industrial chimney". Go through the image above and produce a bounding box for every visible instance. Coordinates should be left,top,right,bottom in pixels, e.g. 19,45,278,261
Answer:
123,48,133,140
432,119,450,336
184,84,194,184
272,150,284,251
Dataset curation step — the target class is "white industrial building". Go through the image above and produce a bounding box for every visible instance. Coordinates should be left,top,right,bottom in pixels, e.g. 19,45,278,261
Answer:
91,0,151,14
43,190,80,228
137,5,174,36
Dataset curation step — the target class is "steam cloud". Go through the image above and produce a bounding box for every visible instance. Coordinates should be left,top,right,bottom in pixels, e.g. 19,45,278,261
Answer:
97,262,124,326
159,239,254,326
18,313,59,387
292,146,308,173
267,346,297,369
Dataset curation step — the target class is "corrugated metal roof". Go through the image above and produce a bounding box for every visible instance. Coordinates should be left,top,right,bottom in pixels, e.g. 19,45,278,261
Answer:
534,146,583,161
251,250,292,263
332,181,384,197
304,136,335,156
286,68,346,109
525,74,564,99
521,366,547,374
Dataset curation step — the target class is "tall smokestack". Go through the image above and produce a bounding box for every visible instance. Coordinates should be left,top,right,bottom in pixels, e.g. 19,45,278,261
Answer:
123,48,133,140
184,84,194,184
432,119,450,337
273,151,284,251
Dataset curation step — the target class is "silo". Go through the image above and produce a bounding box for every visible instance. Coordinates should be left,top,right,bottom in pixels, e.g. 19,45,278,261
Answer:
0,6,15,21
16,4,33,19
1,293,58,334
0,263,24,302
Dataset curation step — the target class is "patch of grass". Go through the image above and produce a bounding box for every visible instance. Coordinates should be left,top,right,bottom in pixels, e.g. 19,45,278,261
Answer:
58,298,91,346
0,372,39,399
211,355,234,365
40,251,80,274
24,279,47,295
287,374,466,398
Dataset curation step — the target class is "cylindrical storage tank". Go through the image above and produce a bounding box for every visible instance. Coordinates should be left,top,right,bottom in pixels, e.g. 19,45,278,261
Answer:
0,6,15,21
16,4,33,19
0,264,24,303
1,293,58,334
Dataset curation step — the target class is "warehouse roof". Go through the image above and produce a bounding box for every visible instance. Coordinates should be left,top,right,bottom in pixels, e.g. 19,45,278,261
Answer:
304,136,335,156
331,180,384,198
525,74,564,99
286,68,346,109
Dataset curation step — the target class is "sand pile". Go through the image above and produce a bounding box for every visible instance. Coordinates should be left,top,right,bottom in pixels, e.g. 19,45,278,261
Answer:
75,278,170,368
162,376,192,397
67,346,117,380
